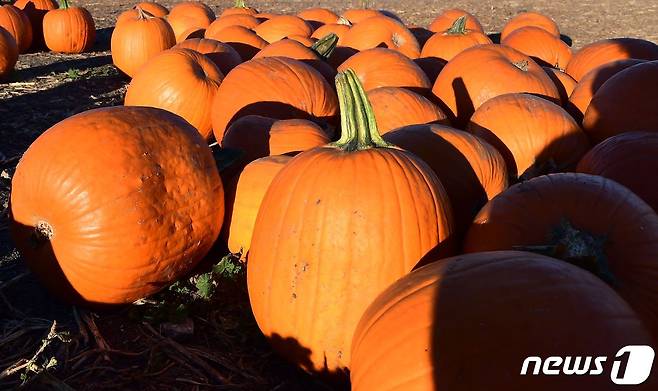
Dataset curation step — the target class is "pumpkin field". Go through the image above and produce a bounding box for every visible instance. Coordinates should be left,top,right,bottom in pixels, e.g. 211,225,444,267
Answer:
1,0,658,390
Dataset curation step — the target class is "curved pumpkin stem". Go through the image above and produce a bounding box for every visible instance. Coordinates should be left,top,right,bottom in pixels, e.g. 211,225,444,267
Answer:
337,16,352,26
311,33,338,61
135,6,156,20
58,0,70,9
446,16,467,35
332,69,395,151
234,0,247,8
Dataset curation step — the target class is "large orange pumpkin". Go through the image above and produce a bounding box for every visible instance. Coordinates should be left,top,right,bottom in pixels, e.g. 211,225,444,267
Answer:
543,66,577,106
464,173,658,339
384,124,508,237
220,0,258,18
0,26,18,78
433,44,560,128
500,11,560,41
342,15,421,59
166,1,215,43
337,48,430,92
205,13,260,37
210,57,338,141
116,2,169,26
43,0,95,54
340,8,382,24
428,8,483,33
253,15,312,43
14,0,56,48
367,87,449,134
583,61,658,143
565,37,658,81
110,7,176,77
0,5,32,53
467,93,588,181
125,48,224,141
174,38,242,75
351,251,657,391
502,26,571,69
297,7,339,29
421,16,492,62
205,25,267,61
247,69,454,375
10,106,224,305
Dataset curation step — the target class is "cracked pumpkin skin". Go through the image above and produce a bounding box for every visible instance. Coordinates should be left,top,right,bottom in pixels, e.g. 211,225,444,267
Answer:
10,106,224,306
463,173,658,339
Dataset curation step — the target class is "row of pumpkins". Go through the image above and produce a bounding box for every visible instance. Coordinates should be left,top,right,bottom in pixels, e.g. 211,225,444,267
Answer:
7,1,658,389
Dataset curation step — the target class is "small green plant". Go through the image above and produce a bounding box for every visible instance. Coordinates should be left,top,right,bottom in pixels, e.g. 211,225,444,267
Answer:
65,68,82,80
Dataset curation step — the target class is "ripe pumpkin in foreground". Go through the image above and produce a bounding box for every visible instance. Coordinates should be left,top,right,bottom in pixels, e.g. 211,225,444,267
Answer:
247,69,454,376
351,251,656,391
10,106,224,305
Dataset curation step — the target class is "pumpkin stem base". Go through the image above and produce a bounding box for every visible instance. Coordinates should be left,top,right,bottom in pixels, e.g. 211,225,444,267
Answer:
30,221,54,248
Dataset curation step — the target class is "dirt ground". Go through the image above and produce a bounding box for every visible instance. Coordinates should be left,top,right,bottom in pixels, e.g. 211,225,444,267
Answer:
1,1,657,390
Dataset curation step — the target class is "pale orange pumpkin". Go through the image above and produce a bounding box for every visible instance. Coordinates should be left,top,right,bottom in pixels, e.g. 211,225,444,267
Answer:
500,11,560,41
166,1,215,43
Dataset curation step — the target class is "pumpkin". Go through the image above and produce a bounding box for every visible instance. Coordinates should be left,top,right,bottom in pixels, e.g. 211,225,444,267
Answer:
254,12,277,23
565,38,658,81
338,48,430,93
286,34,316,46
543,66,577,106
413,57,446,86
577,132,658,211
167,2,215,43
205,14,260,37
177,26,206,41
310,20,350,41
204,24,267,61
247,69,454,375
253,34,338,83
220,0,258,18
467,93,588,181
567,58,645,121
384,124,508,237
225,155,291,257
116,2,169,25
433,44,560,128
367,87,449,134
0,5,32,53
174,38,242,75
500,11,560,41
0,26,18,78
43,0,95,54
428,8,483,33
125,48,223,141
342,15,421,59
351,251,657,391
253,15,312,43
10,106,224,305
340,8,382,24
297,7,339,29
14,0,56,48
464,173,658,339
583,61,658,144
421,16,492,62
210,57,339,141
502,26,571,69
222,115,330,166
111,7,176,77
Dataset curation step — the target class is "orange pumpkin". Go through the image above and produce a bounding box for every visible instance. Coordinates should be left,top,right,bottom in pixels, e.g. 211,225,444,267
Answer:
297,7,339,29
433,44,560,127
502,26,571,69
205,14,260,37
0,5,32,53
220,0,258,18
174,38,242,75
125,48,223,140
340,8,382,24
10,106,224,305
428,8,483,33
43,0,95,54
421,16,492,62
117,2,169,26
253,15,312,43
384,124,508,237
342,15,421,59
467,93,588,180
338,48,430,92
0,26,18,78
543,66,577,105
204,24,267,61
583,61,658,144
464,173,658,339
254,12,277,23
14,0,56,48
210,57,339,141
310,20,350,41
247,69,454,374
351,251,657,391
500,11,560,41
567,58,646,121
111,7,176,77
367,87,449,134
566,38,658,81
286,34,316,46
166,1,215,43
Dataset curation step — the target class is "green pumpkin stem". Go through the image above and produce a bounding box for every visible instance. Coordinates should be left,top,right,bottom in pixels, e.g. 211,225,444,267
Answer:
311,33,338,61
59,0,70,9
234,0,247,8
331,69,395,151
446,16,468,34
